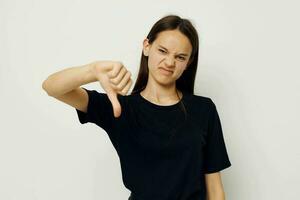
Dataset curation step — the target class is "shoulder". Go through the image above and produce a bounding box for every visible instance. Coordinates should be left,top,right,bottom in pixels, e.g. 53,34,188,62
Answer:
82,88,129,111
115,92,136,103
185,93,215,110
113,92,139,113
87,90,139,105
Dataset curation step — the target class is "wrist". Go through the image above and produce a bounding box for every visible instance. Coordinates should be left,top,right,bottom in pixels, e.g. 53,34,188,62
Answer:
81,62,98,83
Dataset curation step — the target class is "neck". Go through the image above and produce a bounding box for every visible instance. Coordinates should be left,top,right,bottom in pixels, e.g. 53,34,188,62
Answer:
140,82,182,105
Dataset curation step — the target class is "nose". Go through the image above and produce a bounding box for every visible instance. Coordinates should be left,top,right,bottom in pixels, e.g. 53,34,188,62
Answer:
164,55,175,67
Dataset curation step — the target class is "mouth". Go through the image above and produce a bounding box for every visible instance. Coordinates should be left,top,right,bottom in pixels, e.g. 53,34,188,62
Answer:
159,67,174,75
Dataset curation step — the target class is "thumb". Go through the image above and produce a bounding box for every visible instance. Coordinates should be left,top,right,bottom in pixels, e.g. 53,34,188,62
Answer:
106,90,122,118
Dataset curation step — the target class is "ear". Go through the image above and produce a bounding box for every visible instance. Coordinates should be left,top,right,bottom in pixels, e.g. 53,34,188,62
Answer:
143,38,150,57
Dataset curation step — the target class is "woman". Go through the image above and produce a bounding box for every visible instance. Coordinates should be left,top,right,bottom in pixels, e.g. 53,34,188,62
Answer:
42,14,231,200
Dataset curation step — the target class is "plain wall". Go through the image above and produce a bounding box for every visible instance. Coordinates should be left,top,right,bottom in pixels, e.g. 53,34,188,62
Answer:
0,0,299,199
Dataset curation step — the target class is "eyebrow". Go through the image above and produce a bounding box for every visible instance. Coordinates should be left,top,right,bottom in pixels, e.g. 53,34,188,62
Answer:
158,45,189,56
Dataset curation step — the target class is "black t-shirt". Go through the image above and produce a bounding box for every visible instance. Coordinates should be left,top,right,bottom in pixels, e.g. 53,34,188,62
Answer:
75,87,231,200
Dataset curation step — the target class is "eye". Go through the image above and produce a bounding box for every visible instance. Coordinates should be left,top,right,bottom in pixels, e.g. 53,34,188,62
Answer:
178,56,186,61
159,49,166,53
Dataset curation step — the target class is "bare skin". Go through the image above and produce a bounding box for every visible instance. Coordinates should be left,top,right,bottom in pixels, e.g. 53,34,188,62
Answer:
205,172,226,200
42,60,133,118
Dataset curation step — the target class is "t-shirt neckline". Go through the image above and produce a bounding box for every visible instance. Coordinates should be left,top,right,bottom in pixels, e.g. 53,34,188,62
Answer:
137,91,185,111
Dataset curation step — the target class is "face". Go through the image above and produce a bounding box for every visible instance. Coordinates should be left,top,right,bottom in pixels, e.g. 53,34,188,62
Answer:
143,29,192,86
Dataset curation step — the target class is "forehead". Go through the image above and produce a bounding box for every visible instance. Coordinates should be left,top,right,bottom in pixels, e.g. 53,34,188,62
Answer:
154,30,192,54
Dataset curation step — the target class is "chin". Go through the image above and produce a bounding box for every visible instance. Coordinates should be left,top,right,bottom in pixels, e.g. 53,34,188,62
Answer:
155,76,176,86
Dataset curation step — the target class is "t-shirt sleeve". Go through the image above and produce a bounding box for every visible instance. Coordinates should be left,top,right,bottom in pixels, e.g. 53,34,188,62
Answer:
75,87,117,133
203,99,232,174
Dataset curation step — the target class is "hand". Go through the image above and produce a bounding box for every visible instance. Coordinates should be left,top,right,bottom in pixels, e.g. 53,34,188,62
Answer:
91,60,133,118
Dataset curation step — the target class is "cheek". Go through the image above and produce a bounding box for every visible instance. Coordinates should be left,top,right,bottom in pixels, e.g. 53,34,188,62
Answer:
148,53,164,68
178,62,187,69
176,62,187,73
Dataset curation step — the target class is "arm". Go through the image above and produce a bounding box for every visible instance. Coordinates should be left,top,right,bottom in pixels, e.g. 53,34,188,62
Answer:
42,62,97,97
42,60,131,117
205,172,226,200
42,62,98,112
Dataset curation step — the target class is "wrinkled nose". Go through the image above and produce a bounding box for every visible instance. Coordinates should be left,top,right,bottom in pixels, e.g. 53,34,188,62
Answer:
164,55,175,68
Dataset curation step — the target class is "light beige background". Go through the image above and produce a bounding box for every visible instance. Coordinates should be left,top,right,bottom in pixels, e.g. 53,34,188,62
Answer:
0,0,299,199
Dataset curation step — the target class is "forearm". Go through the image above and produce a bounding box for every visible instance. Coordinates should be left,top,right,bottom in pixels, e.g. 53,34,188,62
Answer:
206,191,225,200
42,62,97,97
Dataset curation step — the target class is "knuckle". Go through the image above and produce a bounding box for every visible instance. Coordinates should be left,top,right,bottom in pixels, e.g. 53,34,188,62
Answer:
121,67,126,74
117,61,123,67
109,70,116,77
116,84,121,90
110,78,116,84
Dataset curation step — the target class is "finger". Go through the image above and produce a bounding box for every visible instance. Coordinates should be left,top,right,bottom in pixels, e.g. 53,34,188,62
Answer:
106,90,122,118
107,63,123,79
121,79,133,95
113,71,131,92
109,67,127,85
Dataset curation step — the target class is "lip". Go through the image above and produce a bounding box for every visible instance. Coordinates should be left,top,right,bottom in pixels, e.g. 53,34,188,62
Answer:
159,67,174,73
